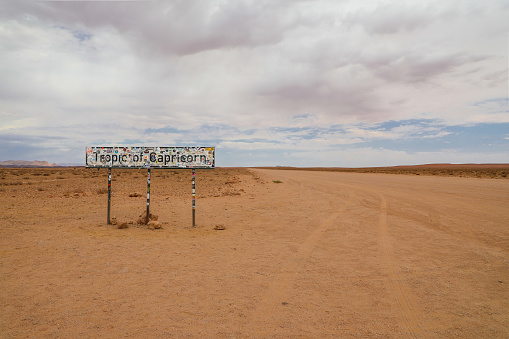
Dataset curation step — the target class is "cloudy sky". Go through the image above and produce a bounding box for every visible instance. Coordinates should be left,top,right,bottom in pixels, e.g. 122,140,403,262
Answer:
0,0,508,167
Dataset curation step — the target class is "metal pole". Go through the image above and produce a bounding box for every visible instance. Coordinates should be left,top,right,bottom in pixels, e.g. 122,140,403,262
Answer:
146,168,151,224
192,168,196,227
107,167,111,225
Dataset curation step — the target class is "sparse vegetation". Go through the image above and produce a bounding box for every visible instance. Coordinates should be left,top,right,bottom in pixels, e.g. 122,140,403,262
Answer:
2,181,23,186
273,180,283,183
96,188,108,194
257,165,509,179
73,188,84,194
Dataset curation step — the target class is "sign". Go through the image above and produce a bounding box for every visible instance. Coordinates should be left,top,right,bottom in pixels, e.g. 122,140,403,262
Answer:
86,146,215,169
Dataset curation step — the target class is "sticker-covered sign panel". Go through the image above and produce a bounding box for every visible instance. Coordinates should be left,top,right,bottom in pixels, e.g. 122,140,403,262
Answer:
86,147,215,168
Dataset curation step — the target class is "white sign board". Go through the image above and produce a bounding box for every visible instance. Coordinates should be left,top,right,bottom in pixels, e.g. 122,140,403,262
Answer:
86,146,215,168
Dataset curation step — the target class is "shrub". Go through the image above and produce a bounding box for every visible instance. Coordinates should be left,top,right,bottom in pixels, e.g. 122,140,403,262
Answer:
96,187,109,194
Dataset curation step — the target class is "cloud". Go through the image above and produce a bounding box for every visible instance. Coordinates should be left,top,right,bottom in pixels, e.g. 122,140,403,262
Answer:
218,146,509,167
0,0,507,165
360,51,485,83
3,1,299,56
343,2,440,35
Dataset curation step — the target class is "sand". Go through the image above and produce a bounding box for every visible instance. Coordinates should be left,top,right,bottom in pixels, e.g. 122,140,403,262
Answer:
1,167,508,337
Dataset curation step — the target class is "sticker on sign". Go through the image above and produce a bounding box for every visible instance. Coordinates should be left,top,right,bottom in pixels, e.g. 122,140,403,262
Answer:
86,146,215,169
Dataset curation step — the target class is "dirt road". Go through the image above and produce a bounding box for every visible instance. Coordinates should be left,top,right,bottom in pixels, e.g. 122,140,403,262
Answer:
1,168,508,337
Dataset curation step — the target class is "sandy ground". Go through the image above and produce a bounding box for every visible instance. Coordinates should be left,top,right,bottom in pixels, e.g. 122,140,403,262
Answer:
1,167,508,338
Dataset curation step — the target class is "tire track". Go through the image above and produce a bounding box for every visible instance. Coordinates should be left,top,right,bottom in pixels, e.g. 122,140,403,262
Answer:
385,195,494,260
377,193,428,338
249,183,355,330
381,190,502,255
294,175,429,337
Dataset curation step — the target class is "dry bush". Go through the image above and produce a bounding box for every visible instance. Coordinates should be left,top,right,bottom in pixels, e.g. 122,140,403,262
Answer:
3,181,23,186
96,187,108,194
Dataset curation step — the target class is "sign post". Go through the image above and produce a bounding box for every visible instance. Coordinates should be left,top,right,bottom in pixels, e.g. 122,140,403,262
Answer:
146,168,151,224
192,168,196,226
86,147,215,227
107,167,112,225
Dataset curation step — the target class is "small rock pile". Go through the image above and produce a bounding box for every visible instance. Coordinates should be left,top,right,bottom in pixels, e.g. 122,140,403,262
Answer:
109,211,162,229
137,211,161,229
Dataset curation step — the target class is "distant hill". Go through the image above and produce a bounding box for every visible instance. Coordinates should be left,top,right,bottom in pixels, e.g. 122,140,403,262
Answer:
0,160,60,167
256,163,509,179
389,163,509,169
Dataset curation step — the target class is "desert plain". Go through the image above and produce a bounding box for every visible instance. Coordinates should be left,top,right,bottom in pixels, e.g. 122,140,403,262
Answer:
1,166,508,338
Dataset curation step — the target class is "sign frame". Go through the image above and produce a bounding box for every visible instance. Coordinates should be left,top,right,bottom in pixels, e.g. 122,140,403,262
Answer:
86,146,215,227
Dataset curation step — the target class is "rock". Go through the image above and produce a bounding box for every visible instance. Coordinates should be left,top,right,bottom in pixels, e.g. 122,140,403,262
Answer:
137,211,159,225
147,220,161,229
117,223,129,229
214,224,226,230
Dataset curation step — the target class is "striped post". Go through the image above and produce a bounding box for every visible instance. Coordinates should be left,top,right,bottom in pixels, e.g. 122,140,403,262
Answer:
192,168,196,226
146,168,151,224
107,167,112,225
